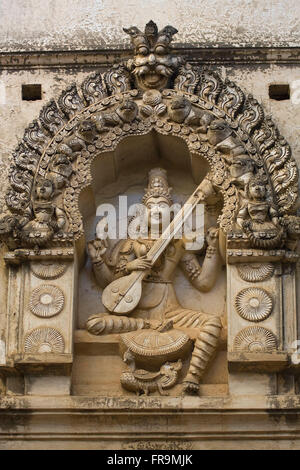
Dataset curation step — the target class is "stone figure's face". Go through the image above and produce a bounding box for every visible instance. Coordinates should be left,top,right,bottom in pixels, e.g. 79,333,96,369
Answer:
36,179,53,200
146,196,171,232
128,45,179,91
249,180,266,200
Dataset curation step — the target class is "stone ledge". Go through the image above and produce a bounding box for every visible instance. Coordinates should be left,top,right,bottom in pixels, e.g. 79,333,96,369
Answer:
228,352,289,372
0,395,299,449
0,47,300,70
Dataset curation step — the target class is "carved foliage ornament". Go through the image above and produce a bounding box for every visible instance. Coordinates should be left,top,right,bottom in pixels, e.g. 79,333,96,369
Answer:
0,21,298,250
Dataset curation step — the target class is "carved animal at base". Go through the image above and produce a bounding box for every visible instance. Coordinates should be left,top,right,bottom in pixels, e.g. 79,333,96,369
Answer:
96,99,139,132
167,96,213,133
120,350,182,395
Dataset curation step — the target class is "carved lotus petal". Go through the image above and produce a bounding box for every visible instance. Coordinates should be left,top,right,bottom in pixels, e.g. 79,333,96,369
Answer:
237,263,275,282
233,326,277,352
31,261,67,280
142,90,162,106
235,287,273,322
29,285,64,318
24,327,65,354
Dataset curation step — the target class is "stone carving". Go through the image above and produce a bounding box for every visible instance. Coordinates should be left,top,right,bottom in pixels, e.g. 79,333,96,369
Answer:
87,168,223,395
237,174,283,248
124,20,182,91
39,100,65,136
237,263,275,282
29,285,65,318
167,96,214,133
0,21,299,403
86,314,150,335
57,83,85,118
95,99,139,132
235,287,273,322
120,350,182,396
104,64,131,95
1,21,298,247
174,63,200,94
81,72,107,105
281,215,300,251
233,326,277,352
119,326,192,366
140,90,166,117
30,261,68,280
24,327,65,353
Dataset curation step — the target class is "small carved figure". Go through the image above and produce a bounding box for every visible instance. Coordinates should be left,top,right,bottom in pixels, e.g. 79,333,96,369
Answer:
207,119,246,157
120,350,182,396
95,99,139,133
124,20,183,91
237,175,283,248
19,179,66,249
167,96,213,133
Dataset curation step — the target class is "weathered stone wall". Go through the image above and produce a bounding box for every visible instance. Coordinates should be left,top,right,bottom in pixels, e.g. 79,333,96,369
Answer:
1,0,300,51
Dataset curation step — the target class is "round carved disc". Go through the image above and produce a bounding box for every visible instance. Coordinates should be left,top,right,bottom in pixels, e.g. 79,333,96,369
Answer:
29,285,64,318
31,261,67,280
235,287,273,322
24,327,65,354
237,263,275,282
233,326,277,353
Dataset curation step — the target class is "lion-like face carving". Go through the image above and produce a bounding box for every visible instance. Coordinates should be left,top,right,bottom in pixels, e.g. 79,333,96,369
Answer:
124,21,182,91
129,46,180,91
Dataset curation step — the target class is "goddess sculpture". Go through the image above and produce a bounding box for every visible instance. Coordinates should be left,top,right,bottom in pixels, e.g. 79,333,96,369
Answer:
87,168,223,394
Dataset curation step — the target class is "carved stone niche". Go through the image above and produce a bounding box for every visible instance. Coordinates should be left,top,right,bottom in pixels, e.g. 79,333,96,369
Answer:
0,20,299,399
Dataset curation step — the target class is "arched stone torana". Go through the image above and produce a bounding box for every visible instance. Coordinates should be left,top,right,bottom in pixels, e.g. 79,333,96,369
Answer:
1,20,299,254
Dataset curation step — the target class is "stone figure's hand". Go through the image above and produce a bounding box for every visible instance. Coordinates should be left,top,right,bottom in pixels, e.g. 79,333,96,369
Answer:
206,227,219,248
126,256,152,272
88,238,108,262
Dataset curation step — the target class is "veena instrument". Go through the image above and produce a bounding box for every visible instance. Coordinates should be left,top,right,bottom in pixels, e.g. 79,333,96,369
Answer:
102,183,205,314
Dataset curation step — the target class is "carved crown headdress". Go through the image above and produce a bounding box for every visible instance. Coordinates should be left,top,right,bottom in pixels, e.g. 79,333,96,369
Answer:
123,20,178,50
142,168,173,205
